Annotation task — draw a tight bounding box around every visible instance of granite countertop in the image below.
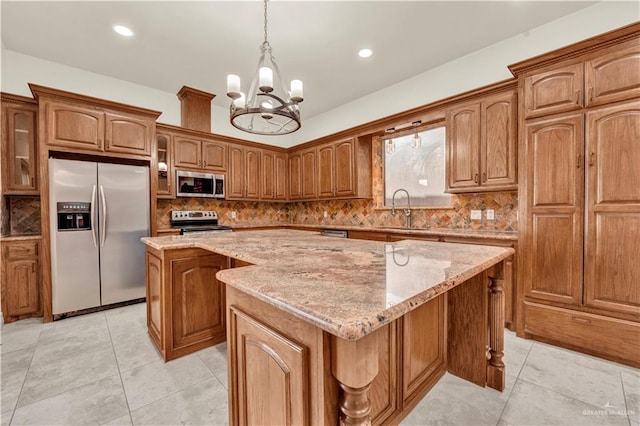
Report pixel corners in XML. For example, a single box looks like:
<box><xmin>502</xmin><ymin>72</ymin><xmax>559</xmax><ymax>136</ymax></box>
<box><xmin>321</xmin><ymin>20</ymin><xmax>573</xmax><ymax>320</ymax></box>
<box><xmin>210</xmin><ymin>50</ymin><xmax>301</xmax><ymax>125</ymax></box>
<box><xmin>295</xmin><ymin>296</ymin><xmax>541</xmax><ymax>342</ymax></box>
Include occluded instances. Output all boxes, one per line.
<box><xmin>0</xmin><ymin>234</ymin><xmax>42</xmax><ymax>242</ymax></box>
<box><xmin>158</xmin><ymin>223</ymin><xmax>517</xmax><ymax>241</ymax></box>
<box><xmin>142</xmin><ymin>229</ymin><xmax>513</xmax><ymax>340</ymax></box>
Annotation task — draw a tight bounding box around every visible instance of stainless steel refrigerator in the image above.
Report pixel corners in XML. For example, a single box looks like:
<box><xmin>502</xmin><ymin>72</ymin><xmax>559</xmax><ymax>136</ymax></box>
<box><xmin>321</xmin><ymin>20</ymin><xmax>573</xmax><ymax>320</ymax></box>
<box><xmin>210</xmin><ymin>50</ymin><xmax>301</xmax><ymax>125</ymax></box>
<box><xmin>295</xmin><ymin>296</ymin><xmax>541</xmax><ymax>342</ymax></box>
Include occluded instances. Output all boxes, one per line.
<box><xmin>49</xmin><ymin>158</ymin><xmax>150</xmax><ymax>316</ymax></box>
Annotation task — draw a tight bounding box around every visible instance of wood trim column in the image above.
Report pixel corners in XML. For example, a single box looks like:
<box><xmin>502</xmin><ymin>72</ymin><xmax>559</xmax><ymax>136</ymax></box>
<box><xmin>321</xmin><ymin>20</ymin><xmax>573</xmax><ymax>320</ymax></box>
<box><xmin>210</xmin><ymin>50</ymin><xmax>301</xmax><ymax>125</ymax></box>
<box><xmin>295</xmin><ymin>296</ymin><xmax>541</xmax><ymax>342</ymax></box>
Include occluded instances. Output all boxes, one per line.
<box><xmin>331</xmin><ymin>330</ymin><xmax>380</xmax><ymax>426</ymax></box>
<box><xmin>487</xmin><ymin>260</ymin><xmax>506</xmax><ymax>391</ymax></box>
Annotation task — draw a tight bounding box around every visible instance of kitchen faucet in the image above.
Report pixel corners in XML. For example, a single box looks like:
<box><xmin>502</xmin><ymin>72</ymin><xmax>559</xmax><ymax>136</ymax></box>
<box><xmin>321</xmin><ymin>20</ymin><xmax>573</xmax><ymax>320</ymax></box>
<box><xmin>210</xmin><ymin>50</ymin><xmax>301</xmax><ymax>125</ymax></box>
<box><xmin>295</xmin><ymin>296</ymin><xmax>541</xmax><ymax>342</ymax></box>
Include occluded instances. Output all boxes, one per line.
<box><xmin>391</xmin><ymin>188</ymin><xmax>412</xmax><ymax>229</ymax></box>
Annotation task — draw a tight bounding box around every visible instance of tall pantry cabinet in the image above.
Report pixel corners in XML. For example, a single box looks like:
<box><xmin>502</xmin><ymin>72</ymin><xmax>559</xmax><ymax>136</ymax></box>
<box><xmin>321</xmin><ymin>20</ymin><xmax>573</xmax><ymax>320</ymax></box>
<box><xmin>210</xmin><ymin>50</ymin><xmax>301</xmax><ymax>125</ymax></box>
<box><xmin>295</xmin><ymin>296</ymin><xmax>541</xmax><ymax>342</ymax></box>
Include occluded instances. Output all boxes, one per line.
<box><xmin>513</xmin><ymin>29</ymin><xmax>640</xmax><ymax>367</ymax></box>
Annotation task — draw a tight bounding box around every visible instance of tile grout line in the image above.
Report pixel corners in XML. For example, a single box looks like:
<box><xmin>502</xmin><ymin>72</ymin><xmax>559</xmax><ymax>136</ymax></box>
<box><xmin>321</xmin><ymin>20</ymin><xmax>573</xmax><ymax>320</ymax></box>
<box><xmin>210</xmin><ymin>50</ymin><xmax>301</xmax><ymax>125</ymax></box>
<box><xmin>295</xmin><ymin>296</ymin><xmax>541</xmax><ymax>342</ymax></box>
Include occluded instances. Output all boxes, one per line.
<box><xmin>619</xmin><ymin>370</ymin><xmax>632</xmax><ymax>426</ymax></box>
<box><xmin>6</xmin><ymin>323</ymin><xmax>44</xmax><ymax>425</ymax></box>
<box><xmin>103</xmin><ymin>312</ymin><xmax>136</xmax><ymax>426</ymax></box>
<box><xmin>495</xmin><ymin>340</ymin><xmax>534</xmax><ymax>425</ymax></box>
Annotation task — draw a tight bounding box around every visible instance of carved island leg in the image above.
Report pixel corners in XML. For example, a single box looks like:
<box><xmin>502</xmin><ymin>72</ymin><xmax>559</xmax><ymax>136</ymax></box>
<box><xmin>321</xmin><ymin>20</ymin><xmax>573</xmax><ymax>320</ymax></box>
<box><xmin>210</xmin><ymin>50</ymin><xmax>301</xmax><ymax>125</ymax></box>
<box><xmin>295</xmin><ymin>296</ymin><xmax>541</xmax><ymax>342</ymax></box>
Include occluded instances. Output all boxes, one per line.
<box><xmin>331</xmin><ymin>331</ymin><xmax>380</xmax><ymax>426</ymax></box>
<box><xmin>487</xmin><ymin>260</ymin><xmax>506</xmax><ymax>391</ymax></box>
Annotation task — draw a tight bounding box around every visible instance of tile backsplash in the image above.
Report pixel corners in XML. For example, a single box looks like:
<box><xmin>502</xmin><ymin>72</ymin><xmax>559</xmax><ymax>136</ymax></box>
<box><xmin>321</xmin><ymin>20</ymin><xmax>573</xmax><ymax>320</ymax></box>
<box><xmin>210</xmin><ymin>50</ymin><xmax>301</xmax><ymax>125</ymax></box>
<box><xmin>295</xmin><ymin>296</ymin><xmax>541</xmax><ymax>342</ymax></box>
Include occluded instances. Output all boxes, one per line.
<box><xmin>291</xmin><ymin>192</ymin><xmax>517</xmax><ymax>231</ymax></box>
<box><xmin>157</xmin><ymin>198</ymin><xmax>290</xmax><ymax>229</ymax></box>
<box><xmin>2</xmin><ymin>196</ymin><xmax>41</xmax><ymax>235</ymax></box>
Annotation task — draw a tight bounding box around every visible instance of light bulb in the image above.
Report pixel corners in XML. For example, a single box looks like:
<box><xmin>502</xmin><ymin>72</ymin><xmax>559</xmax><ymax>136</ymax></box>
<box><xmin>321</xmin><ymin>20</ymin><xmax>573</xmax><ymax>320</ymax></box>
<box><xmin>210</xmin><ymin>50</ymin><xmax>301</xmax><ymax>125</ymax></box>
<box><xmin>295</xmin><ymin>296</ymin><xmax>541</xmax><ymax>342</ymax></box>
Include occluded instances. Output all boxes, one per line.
<box><xmin>386</xmin><ymin>139</ymin><xmax>394</xmax><ymax>154</ymax></box>
<box><xmin>412</xmin><ymin>134</ymin><xmax>422</xmax><ymax>149</ymax></box>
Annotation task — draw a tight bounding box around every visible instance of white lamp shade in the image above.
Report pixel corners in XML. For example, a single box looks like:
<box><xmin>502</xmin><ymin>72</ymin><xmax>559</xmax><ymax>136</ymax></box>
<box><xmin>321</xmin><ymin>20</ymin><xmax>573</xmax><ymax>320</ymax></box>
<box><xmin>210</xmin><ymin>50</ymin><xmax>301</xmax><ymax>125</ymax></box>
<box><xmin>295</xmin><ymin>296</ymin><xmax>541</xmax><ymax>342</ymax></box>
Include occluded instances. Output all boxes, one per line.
<box><xmin>290</xmin><ymin>80</ymin><xmax>303</xmax><ymax>102</ymax></box>
<box><xmin>259</xmin><ymin>67</ymin><xmax>273</xmax><ymax>91</ymax></box>
<box><xmin>226</xmin><ymin>74</ymin><xmax>241</xmax><ymax>99</ymax></box>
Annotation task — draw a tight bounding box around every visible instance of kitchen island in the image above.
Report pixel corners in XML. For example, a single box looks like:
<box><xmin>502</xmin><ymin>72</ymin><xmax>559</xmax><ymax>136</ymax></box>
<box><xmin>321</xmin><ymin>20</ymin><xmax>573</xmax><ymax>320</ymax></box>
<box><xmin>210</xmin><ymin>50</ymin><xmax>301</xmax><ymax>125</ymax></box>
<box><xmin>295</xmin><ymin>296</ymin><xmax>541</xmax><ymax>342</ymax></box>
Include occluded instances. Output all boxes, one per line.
<box><xmin>142</xmin><ymin>229</ymin><xmax>513</xmax><ymax>425</ymax></box>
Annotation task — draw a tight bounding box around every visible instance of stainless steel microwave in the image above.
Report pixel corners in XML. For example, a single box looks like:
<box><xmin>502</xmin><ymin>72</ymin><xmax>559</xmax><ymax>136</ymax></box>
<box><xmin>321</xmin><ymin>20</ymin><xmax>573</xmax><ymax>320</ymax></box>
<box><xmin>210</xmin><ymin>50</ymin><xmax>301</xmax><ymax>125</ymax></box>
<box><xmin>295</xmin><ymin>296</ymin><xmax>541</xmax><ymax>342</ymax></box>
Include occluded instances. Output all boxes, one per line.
<box><xmin>175</xmin><ymin>170</ymin><xmax>225</xmax><ymax>198</ymax></box>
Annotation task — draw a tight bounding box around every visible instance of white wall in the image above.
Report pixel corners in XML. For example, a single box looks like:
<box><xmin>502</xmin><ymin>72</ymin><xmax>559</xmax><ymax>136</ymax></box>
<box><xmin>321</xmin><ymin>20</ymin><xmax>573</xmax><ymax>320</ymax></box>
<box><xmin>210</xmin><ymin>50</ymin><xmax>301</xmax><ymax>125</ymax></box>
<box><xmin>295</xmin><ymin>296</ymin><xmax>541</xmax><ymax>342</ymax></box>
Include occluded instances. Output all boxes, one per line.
<box><xmin>291</xmin><ymin>1</ymin><xmax>639</xmax><ymax>144</ymax></box>
<box><xmin>1</xmin><ymin>1</ymin><xmax>638</xmax><ymax>148</ymax></box>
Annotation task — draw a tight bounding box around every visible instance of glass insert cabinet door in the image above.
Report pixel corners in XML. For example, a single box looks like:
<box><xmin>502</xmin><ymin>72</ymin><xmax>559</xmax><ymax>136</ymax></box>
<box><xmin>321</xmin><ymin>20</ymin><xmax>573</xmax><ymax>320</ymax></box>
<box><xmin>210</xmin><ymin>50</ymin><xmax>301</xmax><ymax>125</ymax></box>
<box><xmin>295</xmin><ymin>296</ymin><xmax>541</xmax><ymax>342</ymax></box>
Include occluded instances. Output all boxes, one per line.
<box><xmin>4</xmin><ymin>107</ymin><xmax>38</xmax><ymax>193</ymax></box>
<box><xmin>155</xmin><ymin>133</ymin><xmax>173</xmax><ymax>198</ymax></box>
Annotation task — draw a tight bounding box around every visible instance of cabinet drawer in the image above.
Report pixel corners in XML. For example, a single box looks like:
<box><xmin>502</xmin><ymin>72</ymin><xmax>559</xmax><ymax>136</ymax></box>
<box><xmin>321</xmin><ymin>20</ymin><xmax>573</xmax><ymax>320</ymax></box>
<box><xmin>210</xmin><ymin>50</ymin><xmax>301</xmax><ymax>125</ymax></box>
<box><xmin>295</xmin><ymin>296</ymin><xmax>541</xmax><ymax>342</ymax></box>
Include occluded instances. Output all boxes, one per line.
<box><xmin>4</xmin><ymin>241</ymin><xmax>39</xmax><ymax>259</ymax></box>
<box><xmin>524</xmin><ymin>302</ymin><xmax>640</xmax><ymax>365</ymax></box>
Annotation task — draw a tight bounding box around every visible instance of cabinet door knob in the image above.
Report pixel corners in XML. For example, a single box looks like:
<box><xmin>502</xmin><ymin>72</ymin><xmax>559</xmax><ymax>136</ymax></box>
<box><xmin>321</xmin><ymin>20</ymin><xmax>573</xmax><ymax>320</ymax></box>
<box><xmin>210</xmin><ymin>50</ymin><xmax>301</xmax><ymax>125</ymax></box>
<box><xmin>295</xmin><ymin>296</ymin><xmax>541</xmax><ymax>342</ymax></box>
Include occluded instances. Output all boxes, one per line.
<box><xmin>575</xmin><ymin>90</ymin><xmax>581</xmax><ymax>105</ymax></box>
<box><xmin>577</xmin><ymin>154</ymin><xmax>582</xmax><ymax>168</ymax></box>
<box><xmin>31</xmin><ymin>177</ymin><xmax>35</xmax><ymax>187</ymax></box>
<box><xmin>589</xmin><ymin>152</ymin><xmax>595</xmax><ymax>166</ymax></box>
<box><xmin>482</xmin><ymin>172</ymin><xmax>487</xmax><ymax>183</ymax></box>
<box><xmin>474</xmin><ymin>173</ymin><xmax>479</xmax><ymax>184</ymax></box>
<box><xmin>203</xmin><ymin>161</ymin><xmax>207</xmax><ymax>167</ymax></box>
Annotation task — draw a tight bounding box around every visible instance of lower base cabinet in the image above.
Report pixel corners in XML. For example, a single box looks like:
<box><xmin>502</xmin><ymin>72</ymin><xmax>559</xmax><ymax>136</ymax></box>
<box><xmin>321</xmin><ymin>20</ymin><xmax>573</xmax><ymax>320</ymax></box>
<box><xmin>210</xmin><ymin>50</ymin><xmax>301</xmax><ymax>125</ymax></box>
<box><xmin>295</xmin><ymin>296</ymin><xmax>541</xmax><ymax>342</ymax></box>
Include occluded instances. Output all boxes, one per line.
<box><xmin>227</xmin><ymin>284</ymin><xmax>446</xmax><ymax>425</ymax></box>
<box><xmin>524</xmin><ymin>301</ymin><xmax>640</xmax><ymax>368</ymax></box>
<box><xmin>146</xmin><ymin>246</ymin><xmax>227</xmax><ymax>361</ymax></box>
<box><xmin>1</xmin><ymin>240</ymin><xmax>42</xmax><ymax>323</ymax></box>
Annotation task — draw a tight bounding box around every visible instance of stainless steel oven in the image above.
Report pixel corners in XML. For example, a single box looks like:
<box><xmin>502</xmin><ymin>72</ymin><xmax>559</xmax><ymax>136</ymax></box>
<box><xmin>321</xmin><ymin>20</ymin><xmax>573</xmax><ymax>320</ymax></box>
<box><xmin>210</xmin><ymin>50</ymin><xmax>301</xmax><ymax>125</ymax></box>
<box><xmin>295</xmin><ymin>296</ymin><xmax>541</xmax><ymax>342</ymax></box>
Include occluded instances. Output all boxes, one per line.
<box><xmin>175</xmin><ymin>170</ymin><xmax>225</xmax><ymax>198</ymax></box>
<box><xmin>171</xmin><ymin>210</ymin><xmax>232</xmax><ymax>235</ymax></box>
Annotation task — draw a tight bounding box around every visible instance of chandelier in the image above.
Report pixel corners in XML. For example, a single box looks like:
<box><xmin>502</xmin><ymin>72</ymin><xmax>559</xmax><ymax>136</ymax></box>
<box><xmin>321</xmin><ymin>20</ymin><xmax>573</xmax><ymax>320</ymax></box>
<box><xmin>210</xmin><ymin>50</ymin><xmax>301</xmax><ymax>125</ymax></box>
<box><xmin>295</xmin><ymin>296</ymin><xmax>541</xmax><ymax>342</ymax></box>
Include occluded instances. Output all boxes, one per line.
<box><xmin>226</xmin><ymin>0</ymin><xmax>303</xmax><ymax>135</ymax></box>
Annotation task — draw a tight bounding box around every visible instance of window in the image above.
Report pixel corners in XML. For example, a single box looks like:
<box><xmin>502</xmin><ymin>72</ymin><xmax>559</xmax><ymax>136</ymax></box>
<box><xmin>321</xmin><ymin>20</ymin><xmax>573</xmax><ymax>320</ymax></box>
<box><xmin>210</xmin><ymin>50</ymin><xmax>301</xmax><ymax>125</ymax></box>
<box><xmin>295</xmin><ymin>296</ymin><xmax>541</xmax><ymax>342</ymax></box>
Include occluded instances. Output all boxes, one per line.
<box><xmin>384</xmin><ymin>125</ymin><xmax>451</xmax><ymax>207</ymax></box>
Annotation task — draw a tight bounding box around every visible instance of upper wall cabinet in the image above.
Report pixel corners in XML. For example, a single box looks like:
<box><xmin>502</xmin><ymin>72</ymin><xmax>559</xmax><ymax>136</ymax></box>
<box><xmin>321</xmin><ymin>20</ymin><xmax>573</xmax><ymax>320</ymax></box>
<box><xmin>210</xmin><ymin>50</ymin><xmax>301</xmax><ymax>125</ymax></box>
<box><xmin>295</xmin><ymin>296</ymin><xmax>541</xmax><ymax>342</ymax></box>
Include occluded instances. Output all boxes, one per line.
<box><xmin>584</xmin><ymin>39</ymin><xmax>640</xmax><ymax>107</ymax></box>
<box><xmin>1</xmin><ymin>98</ymin><xmax>38</xmax><ymax>194</ymax></box>
<box><xmin>289</xmin><ymin>135</ymin><xmax>371</xmax><ymax>201</ymax></box>
<box><xmin>44</xmin><ymin>101</ymin><xmax>155</xmax><ymax>157</ymax></box>
<box><xmin>173</xmin><ymin>136</ymin><xmax>227</xmax><ymax>171</ymax></box>
<box><xmin>261</xmin><ymin>150</ymin><xmax>288</xmax><ymax>201</ymax></box>
<box><xmin>156</xmin><ymin>131</ymin><xmax>174</xmax><ymax>199</ymax></box>
<box><xmin>227</xmin><ymin>144</ymin><xmax>263</xmax><ymax>201</ymax></box>
<box><xmin>524</xmin><ymin>38</ymin><xmax>640</xmax><ymax>119</ymax></box>
<box><xmin>30</xmin><ymin>85</ymin><xmax>161</xmax><ymax>161</ymax></box>
<box><xmin>447</xmin><ymin>89</ymin><xmax>517</xmax><ymax>192</ymax></box>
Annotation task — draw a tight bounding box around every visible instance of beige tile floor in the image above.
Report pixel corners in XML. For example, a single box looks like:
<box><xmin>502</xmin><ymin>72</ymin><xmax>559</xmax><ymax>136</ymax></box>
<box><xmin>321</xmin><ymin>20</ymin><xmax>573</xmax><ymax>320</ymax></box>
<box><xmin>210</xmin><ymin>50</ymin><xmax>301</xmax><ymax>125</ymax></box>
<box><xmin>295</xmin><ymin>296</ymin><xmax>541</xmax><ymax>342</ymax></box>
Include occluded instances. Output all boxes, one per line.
<box><xmin>1</xmin><ymin>302</ymin><xmax>638</xmax><ymax>426</ymax></box>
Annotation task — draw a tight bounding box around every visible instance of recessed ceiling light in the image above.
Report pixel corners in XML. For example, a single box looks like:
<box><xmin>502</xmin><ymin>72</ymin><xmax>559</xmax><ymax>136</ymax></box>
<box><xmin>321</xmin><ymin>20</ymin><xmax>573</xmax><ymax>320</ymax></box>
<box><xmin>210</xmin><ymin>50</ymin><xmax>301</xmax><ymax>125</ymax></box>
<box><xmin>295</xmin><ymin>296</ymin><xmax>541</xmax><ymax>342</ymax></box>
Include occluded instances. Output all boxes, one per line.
<box><xmin>358</xmin><ymin>48</ymin><xmax>373</xmax><ymax>58</ymax></box>
<box><xmin>113</xmin><ymin>25</ymin><xmax>134</xmax><ymax>37</ymax></box>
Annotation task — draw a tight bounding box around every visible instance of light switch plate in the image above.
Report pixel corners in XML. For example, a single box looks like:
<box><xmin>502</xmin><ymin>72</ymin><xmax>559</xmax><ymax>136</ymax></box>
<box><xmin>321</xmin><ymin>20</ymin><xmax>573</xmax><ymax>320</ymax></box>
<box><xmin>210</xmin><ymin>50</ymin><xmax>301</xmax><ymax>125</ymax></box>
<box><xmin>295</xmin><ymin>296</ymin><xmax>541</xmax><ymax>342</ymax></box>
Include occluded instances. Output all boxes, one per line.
<box><xmin>470</xmin><ymin>210</ymin><xmax>481</xmax><ymax>220</ymax></box>
<box><xmin>323</xmin><ymin>211</ymin><xmax>328</xmax><ymax>218</ymax></box>
<box><xmin>231</xmin><ymin>211</ymin><xmax>237</xmax><ymax>219</ymax></box>
<box><xmin>486</xmin><ymin>209</ymin><xmax>495</xmax><ymax>220</ymax></box>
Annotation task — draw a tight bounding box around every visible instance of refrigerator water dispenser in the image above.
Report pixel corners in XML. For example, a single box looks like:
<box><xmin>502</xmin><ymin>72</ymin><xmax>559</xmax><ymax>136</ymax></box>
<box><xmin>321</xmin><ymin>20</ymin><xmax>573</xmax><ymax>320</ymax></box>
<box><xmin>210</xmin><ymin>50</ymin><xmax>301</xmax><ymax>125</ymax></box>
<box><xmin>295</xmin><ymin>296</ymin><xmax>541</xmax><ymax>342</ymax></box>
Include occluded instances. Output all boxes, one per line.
<box><xmin>57</xmin><ymin>202</ymin><xmax>91</xmax><ymax>231</ymax></box>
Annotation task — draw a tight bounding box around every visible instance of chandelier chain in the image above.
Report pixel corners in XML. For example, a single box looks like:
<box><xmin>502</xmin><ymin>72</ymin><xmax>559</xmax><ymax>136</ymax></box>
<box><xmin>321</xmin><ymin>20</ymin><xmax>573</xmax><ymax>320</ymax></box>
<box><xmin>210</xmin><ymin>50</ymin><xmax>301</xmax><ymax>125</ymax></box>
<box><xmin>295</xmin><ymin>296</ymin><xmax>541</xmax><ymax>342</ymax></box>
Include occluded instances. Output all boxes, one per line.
<box><xmin>263</xmin><ymin>0</ymin><xmax>269</xmax><ymax>47</ymax></box>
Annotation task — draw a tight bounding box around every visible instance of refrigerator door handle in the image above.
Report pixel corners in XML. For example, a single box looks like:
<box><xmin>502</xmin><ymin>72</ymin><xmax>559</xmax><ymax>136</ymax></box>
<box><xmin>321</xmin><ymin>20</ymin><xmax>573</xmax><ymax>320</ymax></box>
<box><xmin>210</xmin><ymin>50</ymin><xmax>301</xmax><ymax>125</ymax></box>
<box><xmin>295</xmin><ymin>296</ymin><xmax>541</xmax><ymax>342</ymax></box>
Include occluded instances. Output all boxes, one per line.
<box><xmin>91</xmin><ymin>185</ymin><xmax>98</xmax><ymax>247</ymax></box>
<box><xmin>100</xmin><ymin>185</ymin><xmax>107</xmax><ymax>246</ymax></box>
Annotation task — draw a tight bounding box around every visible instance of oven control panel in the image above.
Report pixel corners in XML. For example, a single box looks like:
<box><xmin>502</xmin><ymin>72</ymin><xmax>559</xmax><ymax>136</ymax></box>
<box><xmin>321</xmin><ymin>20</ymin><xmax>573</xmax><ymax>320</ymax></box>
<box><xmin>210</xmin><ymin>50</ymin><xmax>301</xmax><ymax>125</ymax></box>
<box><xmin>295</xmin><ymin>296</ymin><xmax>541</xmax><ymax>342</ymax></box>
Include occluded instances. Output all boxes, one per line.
<box><xmin>171</xmin><ymin>210</ymin><xmax>219</xmax><ymax>221</ymax></box>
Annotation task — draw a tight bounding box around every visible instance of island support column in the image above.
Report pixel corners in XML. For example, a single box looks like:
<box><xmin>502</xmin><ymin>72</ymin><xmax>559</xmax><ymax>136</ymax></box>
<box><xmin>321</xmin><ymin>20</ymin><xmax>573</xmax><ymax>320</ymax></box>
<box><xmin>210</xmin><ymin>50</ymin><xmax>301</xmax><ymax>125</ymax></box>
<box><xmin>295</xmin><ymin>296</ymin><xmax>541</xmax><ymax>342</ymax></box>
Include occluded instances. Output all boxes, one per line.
<box><xmin>331</xmin><ymin>331</ymin><xmax>380</xmax><ymax>426</ymax></box>
<box><xmin>487</xmin><ymin>261</ymin><xmax>506</xmax><ymax>391</ymax></box>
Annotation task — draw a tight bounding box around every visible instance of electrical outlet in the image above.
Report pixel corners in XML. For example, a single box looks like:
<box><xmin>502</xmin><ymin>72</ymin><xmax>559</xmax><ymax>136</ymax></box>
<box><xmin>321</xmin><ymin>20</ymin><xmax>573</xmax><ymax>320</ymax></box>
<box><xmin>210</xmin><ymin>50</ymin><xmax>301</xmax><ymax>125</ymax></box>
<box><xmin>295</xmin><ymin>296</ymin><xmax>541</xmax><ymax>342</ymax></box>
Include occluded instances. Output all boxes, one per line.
<box><xmin>470</xmin><ymin>210</ymin><xmax>482</xmax><ymax>220</ymax></box>
<box><xmin>486</xmin><ymin>209</ymin><xmax>495</xmax><ymax>220</ymax></box>
<box><xmin>231</xmin><ymin>211</ymin><xmax>237</xmax><ymax>219</ymax></box>
<box><xmin>323</xmin><ymin>211</ymin><xmax>328</xmax><ymax>218</ymax></box>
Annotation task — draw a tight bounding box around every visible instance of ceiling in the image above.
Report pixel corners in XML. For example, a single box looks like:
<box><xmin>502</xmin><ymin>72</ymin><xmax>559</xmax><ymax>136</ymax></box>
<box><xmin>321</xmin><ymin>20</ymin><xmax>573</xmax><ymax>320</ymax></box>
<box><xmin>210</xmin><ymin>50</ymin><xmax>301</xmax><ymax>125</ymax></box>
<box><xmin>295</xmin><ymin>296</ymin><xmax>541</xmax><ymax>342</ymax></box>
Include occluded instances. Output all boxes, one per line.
<box><xmin>2</xmin><ymin>1</ymin><xmax>597</xmax><ymax>120</ymax></box>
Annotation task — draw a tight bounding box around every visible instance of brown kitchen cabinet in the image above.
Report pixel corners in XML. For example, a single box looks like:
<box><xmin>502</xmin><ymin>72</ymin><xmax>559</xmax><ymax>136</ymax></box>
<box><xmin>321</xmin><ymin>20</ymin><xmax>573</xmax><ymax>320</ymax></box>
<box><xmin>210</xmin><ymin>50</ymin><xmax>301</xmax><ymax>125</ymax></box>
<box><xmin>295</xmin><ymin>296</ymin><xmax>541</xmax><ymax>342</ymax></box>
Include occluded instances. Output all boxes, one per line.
<box><xmin>286</xmin><ymin>146</ymin><xmax>316</xmax><ymax>199</ymax></box>
<box><xmin>288</xmin><ymin>151</ymin><xmax>303</xmax><ymax>200</ymax></box>
<box><xmin>301</xmin><ymin>147</ymin><xmax>317</xmax><ymax>199</ymax></box>
<box><xmin>145</xmin><ymin>246</ymin><xmax>227</xmax><ymax>361</ymax></box>
<box><xmin>523</xmin><ymin>113</ymin><xmax>585</xmax><ymax>307</ymax></box>
<box><xmin>517</xmin><ymin>32</ymin><xmax>640</xmax><ymax>368</ymax></box>
<box><xmin>318</xmin><ymin>144</ymin><xmax>335</xmax><ymax>198</ymax></box>
<box><xmin>523</xmin><ymin>38</ymin><xmax>640</xmax><ymax>118</ymax></box>
<box><xmin>318</xmin><ymin>137</ymin><xmax>370</xmax><ymax>198</ymax></box>
<box><xmin>523</xmin><ymin>62</ymin><xmax>584</xmax><ymax>118</ymax></box>
<box><xmin>155</xmin><ymin>131</ymin><xmax>174</xmax><ymax>198</ymax></box>
<box><xmin>1</xmin><ymin>97</ymin><xmax>38</xmax><ymax>194</ymax></box>
<box><xmin>447</xmin><ymin>89</ymin><xmax>517</xmax><ymax>192</ymax></box>
<box><xmin>44</xmin><ymin>100</ymin><xmax>154</xmax><ymax>156</ymax></box>
<box><xmin>173</xmin><ymin>135</ymin><xmax>227</xmax><ymax>171</ymax></box>
<box><xmin>290</xmin><ymin>135</ymin><xmax>371</xmax><ymax>201</ymax></box>
<box><xmin>228</xmin><ymin>306</ymin><xmax>308</xmax><ymax>425</ymax></box>
<box><xmin>1</xmin><ymin>240</ymin><xmax>42</xmax><ymax>323</ymax></box>
<box><xmin>261</xmin><ymin>150</ymin><xmax>288</xmax><ymax>201</ymax></box>
<box><xmin>227</xmin><ymin>144</ymin><xmax>260</xmax><ymax>200</ymax></box>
